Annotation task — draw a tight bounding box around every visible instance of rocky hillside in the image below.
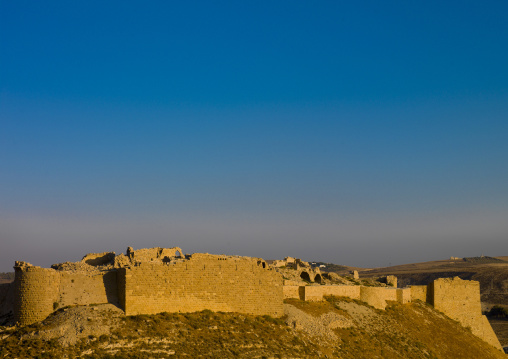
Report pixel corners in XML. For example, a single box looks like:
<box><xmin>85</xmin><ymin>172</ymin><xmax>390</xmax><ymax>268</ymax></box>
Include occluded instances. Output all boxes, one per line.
<box><xmin>0</xmin><ymin>297</ymin><xmax>505</xmax><ymax>358</ymax></box>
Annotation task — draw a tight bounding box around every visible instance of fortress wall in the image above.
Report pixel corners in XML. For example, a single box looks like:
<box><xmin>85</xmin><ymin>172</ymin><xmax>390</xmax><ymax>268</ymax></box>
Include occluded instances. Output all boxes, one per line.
<box><xmin>430</xmin><ymin>277</ymin><xmax>502</xmax><ymax>350</ymax></box>
<box><xmin>57</xmin><ymin>271</ymin><xmax>118</xmax><ymax>307</ymax></box>
<box><xmin>301</xmin><ymin>285</ymin><xmax>361</xmax><ymax>302</ymax></box>
<box><xmin>396</xmin><ymin>288</ymin><xmax>411</xmax><ymax>304</ymax></box>
<box><xmin>360</xmin><ymin>287</ymin><xmax>398</xmax><ymax>309</ymax></box>
<box><xmin>121</xmin><ymin>255</ymin><xmax>283</xmax><ymax>317</ymax></box>
<box><xmin>430</xmin><ymin>277</ymin><xmax>481</xmax><ymax>321</ymax></box>
<box><xmin>13</xmin><ymin>266</ymin><xmax>60</xmax><ymax>326</ymax></box>
<box><xmin>410</xmin><ymin>285</ymin><xmax>428</xmax><ymax>302</ymax></box>
<box><xmin>473</xmin><ymin>315</ymin><xmax>504</xmax><ymax>350</ymax></box>
<box><xmin>300</xmin><ymin>286</ymin><xmax>324</xmax><ymax>301</ymax></box>
<box><xmin>283</xmin><ymin>285</ymin><xmax>301</xmax><ymax>299</ymax></box>
<box><xmin>298</xmin><ymin>285</ymin><xmax>402</xmax><ymax>308</ymax></box>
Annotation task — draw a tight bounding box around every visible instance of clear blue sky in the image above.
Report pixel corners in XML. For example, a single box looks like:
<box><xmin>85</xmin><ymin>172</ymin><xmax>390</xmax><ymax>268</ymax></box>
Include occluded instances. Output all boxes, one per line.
<box><xmin>1</xmin><ymin>1</ymin><xmax>507</xmax><ymax>271</ymax></box>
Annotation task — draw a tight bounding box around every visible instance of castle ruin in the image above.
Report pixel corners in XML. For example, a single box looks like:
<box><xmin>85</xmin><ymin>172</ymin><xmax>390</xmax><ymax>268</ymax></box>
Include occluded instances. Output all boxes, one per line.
<box><xmin>0</xmin><ymin>247</ymin><xmax>502</xmax><ymax>351</ymax></box>
<box><xmin>7</xmin><ymin>247</ymin><xmax>282</xmax><ymax>327</ymax></box>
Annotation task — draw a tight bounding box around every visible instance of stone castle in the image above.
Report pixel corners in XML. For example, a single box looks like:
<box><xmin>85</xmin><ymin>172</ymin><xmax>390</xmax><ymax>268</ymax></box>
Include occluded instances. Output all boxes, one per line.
<box><xmin>0</xmin><ymin>246</ymin><xmax>502</xmax><ymax>351</ymax></box>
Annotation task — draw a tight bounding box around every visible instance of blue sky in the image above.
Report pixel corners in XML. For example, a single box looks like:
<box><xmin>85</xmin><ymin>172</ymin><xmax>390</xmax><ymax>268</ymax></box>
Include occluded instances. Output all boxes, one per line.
<box><xmin>1</xmin><ymin>1</ymin><xmax>507</xmax><ymax>271</ymax></box>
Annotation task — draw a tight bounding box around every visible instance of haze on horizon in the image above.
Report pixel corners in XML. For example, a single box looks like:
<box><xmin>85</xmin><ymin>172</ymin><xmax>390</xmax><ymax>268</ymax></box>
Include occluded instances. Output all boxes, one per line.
<box><xmin>1</xmin><ymin>1</ymin><xmax>507</xmax><ymax>273</ymax></box>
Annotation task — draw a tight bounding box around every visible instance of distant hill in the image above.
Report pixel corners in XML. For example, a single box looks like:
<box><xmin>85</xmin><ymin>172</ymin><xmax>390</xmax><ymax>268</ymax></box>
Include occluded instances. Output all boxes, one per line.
<box><xmin>0</xmin><ymin>273</ymin><xmax>14</xmax><ymax>284</ymax></box>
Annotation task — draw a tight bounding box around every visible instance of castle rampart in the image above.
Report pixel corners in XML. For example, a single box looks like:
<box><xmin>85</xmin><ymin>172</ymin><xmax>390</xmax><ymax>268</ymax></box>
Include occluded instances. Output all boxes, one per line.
<box><xmin>7</xmin><ymin>249</ymin><xmax>502</xmax><ymax>351</ymax></box>
<box><xmin>410</xmin><ymin>285</ymin><xmax>428</xmax><ymax>302</ymax></box>
<box><xmin>430</xmin><ymin>277</ymin><xmax>501</xmax><ymax>350</ymax></box>
<box><xmin>57</xmin><ymin>271</ymin><xmax>118</xmax><ymax>308</ymax></box>
<box><xmin>13</xmin><ymin>263</ymin><xmax>60</xmax><ymax>326</ymax></box>
<box><xmin>120</xmin><ymin>254</ymin><xmax>282</xmax><ymax>317</ymax></box>
<box><xmin>285</xmin><ymin>277</ymin><xmax>501</xmax><ymax>350</ymax></box>
<box><xmin>11</xmin><ymin>247</ymin><xmax>282</xmax><ymax>326</ymax></box>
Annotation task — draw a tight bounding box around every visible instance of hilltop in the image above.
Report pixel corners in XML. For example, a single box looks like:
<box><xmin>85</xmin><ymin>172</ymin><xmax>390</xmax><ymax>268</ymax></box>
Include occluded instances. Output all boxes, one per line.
<box><xmin>0</xmin><ymin>297</ymin><xmax>505</xmax><ymax>358</ymax></box>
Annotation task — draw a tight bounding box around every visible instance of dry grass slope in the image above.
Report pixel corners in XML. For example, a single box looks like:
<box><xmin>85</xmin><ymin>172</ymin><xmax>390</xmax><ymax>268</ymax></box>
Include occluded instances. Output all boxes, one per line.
<box><xmin>0</xmin><ymin>297</ymin><xmax>505</xmax><ymax>358</ymax></box>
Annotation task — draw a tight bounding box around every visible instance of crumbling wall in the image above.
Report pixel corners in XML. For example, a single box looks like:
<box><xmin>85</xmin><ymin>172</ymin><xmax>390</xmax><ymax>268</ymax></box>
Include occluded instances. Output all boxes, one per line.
<box><xmin>396</xmin><ymin>288</ymin><xmax>411</xmax><ymax>304</ymax></box>
<box><xmin>57</xmin><ymin>271</ymin><xmax>118</xmax><ymax>308</ymax></box>
<box><xmin>127</xmin><ymin>247</ymin><xmax>183</xmax><ymax>263</ymax></box>
<box><xmin>13</xmin><ymin>264</ymin><xmax>60</xmax><ymax>326</ymax></box>
<box><xmin>299</xmin><ymin>285</ymin><xmax>361</xmax><ymax>302</ymax></box>
<box><xmin>410</xmin><ymin>285</ymin><xmax>428</xmax><ymax>302</ymax></box>
<box><xmin>430</xmin><ymin>277</ymin><xmax>502</xmax><ymax>351</ymax></box>
<box><xmin>360</xmin><ymin>287</ymin><xmax>398</xmax><ymax>309</ymax></box>
<box><xmin>291</xmin><ymin>285</ymin><xmax>410</xmax><ymax>309</ymax></box>
<box><xmin>81</xmin><ymin>252</ymin><xmax>115</xmax><ymax>266</ymax></box>
<box><xmin>120</xmin><ymin>254</ymin><xmax>283</xmax><ymax>317</ymax></box>
<box><xmin>386</xmin><ymin>275</ymin><xmax>397</xmax><ymax>287</ymax></box>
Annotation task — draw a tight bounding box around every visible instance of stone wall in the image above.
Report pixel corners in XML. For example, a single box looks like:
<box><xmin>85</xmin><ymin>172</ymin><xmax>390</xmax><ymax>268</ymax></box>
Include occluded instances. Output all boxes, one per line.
<box><xmin>410</xmin><ymin>285</ymin><xmax>428</xmax><ymax>302</ymax></box>
<box><xmin>430</xmin><ymin>277</ymin><xmax>481</xmax><ymax>315</ymax></box>
<box><xmin>396</xmin><ymin>288</ymin><xmax>411</xmax><ymax>304</ymax></box>
<box><xmin>286</xmin><ymin>285</ymin><xmax>410</xmax><ymax>309</ymax></box>
<box><xmin>299</xmin><ymin>285</ymin><xmax>361</xmax><ymax>302</ymax></box>
<box><xmin>13</xmin><ymin>265</ymin><xmax>60</xmax><ymax>326</ymax></box>
<box><xmin>289</xmin><ymin>285</ymin><xmax>411</xmax><ymax>309</ymax></box>
<box><xmin>120</xmin><ymin>254</ymin><xmax>283</xmax><ymax>317</ymax></box>
<box><xmin>386</xmin><ymin>275</ymin><xmax>397</xmax><ymax>287</ymax></box>
<box><xmin>57</xmin><ymin>271</ymin><xmax>118</xmax><ymax>308</ymax></box>
<box><xmin>283</xmin><ymin>285</ymin><xmax>301</xmax><ymax>299</ymax></box>
<box><xmin>360</xmin><ymin>286</ymin><xmax>398</xmax><ymax>309</ymax></box>
<box><xmin>12</xmin><ymin>249</ymin><xmax>284</xmax><ymax>325</ymax></box>
<box><xmin>430</xmin><ymin>277</ymin><xmax>502</xmax><ymax>350</ymax></box>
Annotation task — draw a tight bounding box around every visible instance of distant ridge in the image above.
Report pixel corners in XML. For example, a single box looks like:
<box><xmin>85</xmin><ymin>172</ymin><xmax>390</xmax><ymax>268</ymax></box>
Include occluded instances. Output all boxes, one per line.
<box><xmin>463</xmin><ymin>256</ymin><xmax>507</xmax><ymax>264</ymax></box>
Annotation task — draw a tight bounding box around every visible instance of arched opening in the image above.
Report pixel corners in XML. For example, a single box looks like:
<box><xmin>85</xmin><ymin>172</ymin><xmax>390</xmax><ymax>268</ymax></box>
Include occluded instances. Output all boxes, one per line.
<box><xmin>175</xmin><ymin>250</ymin><xmax>181</xmax><ymax>257</ymax></box>
<box><xmin>300</xmin><ymin>271</ymin><xmax>311</xmax><ymax>282</ymax></box>
<box><xmin>314</xmin><ymin>274</ymin><xmax>322</xmax><ymax>284</ymax></box>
